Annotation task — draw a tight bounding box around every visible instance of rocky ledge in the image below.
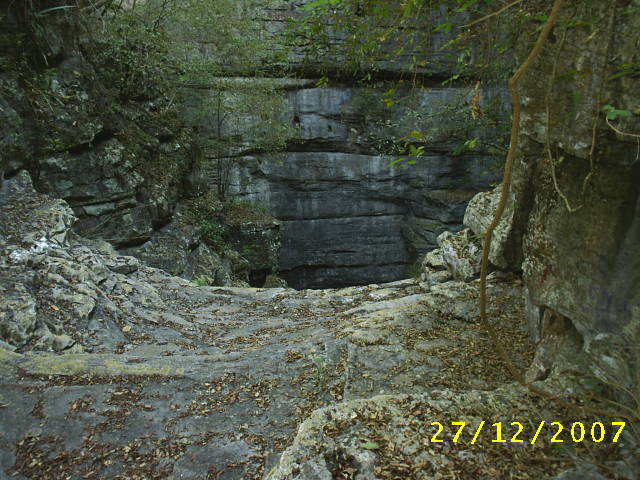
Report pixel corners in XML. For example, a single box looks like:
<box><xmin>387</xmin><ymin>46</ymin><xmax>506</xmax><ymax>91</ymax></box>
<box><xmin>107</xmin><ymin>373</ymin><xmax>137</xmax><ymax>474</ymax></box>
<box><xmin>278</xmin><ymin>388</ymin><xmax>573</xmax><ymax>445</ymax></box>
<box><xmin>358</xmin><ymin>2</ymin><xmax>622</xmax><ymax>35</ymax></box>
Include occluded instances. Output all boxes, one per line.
<box><xmin>0</xmin><ymin>172</ymin><xmax>634</xmax><ymax>479</ymax></box>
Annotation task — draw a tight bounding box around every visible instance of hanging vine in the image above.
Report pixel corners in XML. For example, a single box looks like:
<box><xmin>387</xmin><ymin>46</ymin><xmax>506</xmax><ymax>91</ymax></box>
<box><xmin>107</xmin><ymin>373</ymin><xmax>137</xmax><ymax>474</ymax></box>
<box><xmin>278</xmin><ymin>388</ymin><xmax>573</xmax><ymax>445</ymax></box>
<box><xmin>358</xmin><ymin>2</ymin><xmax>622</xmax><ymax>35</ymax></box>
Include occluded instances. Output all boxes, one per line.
<box><xmin>477</xmin><ymin>0</ymin><xmax>637</xmax><ymax>423</ymax></box>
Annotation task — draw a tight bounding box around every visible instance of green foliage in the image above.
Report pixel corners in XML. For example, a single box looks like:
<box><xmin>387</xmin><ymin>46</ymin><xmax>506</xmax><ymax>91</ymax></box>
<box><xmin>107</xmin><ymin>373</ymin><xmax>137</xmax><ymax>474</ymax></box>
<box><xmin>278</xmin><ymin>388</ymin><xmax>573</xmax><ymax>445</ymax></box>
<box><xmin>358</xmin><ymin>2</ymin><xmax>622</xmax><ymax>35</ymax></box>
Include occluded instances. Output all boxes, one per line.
<box><xmin>289</xmin><ymin>0</ymin><xmax>518</xmax><ymax>83</ymax></box>
<box><xmin>382</xmin><ymin>85</ymin><xmax>509</xmax><ymax>168</ymax></box>
<box><xmin>315</xmin><ymin>76</ymin><xmax>330</xmax><ymax>88</ymax></box>
<box><xmin>186</xmin><ymin>78</ymin><xmax>293</xmax><ymax>155</ymax></box>
<box><xmin>69</xmin><ymin>0</ymin><xmax>293</xmax><ymax>198</ymax></box>
<box><xmin>200</xmin><ymin>220</ymin><xmax>227</xmax><ymax>249</ymax></box>
<box><xmin>231</xmin><ymin>199</ymin><xmax>270</xmax><ymax>216</ymax></box>
<box><xmin>183</xmin><ymin>77</ymin><xmax>294</xmax><ymax>199</ymax></box>
<box><xmin>304</xmin><ymin>0</ymin><xmax>341</xmax><ymax>9</ymax></box>
<box><xmin>83</xmin><ymin>17</ymin><xmax>173</xmax><ymax>102</ymax></box>
<box><xmin>75</xmin><ymin>0</ymin><xmax>292</xmax><ymax>128</ymax></box>
<box><xmin>81</xmin><ymin>0</ymin><xmax>284</xmax><ymax>89</ymax></box>
<box><xmin>608</xmin><ymin>63</ymin><xmax>640</xmax><ymax>81</ymax></box>
<box><xmin>190</xmin><ymin>192</ymin><xmax>228</xmax><ymax>249</ymax></box>
<box><xmin>193</xmin><ymin>275</ymin><xmax>212</xmax><ymax>287</ymax></box>
<box><xmin>169</xmin><ymin>0</ymin><xmax>286</xmax><ymax>78</ymax></box>
<box><xmin>382</xmin><ymin>88</ymin><xmax>397</xmax><ymax>108</ymax></box>
<box><xmin>288</xmin><ymin>0</ymin><xmax>513</xmax><ymax>174</ymax></box>
<box><xmin>240</xmin><ymin>244</ymin><xmax>260</xmax><ymax>257</ymax></box>
<box><xmin>603</xmin><ymin>105</ymin><xmax>633</xmax><ymax>121</ymax></box>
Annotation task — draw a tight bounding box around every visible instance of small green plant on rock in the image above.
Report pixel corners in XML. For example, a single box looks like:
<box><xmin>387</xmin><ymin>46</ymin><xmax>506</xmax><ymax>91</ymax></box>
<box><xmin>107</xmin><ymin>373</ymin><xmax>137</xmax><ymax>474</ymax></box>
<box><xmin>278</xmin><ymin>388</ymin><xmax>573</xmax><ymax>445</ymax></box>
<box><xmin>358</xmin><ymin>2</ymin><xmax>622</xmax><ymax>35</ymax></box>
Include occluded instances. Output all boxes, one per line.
<box><xmin>199</xmin><ymin>220</ymin><xmax>227</xmax><ymax>249</ymax></box>
<box><xmin>193</xmin><ymin>275</ymin><xmax>211</xmax><ymax>287</ymax></box>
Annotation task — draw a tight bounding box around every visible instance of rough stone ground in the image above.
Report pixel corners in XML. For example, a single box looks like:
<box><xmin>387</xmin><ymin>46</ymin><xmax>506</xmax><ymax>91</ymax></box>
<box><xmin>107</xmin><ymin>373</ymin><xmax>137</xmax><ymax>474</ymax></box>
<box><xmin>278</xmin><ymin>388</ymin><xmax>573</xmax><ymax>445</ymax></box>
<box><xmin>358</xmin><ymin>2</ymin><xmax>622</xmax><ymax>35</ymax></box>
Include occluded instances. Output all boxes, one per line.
<box><xmin>0</xmin><ymin>278</ymin><xmax>407</xmax><ymax>479</ymax></box>
<box><xmin>0</xmin><ymin>273</ymin><xmax>533</xmax><ymax>480</ymax></box>
<box><xmin>0</xmin><ymin>173</ymin><xmax>632</xmax><ymax>479</ymax></box>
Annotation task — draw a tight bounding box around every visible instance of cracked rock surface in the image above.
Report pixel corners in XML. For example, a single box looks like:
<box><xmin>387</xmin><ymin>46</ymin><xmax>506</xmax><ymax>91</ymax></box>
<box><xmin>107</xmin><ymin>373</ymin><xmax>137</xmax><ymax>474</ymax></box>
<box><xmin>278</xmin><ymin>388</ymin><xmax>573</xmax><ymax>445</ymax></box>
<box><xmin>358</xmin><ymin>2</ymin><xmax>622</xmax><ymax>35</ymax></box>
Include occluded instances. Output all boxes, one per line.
<box><xmin>0</xmin><ymin>172</ymin><xmax>508</xmax><ymax>479</ymax></box>
<box><xmin>1</xmin><ymin>172</ymin><xmax>628</xmax><ymax>479</ymax></box>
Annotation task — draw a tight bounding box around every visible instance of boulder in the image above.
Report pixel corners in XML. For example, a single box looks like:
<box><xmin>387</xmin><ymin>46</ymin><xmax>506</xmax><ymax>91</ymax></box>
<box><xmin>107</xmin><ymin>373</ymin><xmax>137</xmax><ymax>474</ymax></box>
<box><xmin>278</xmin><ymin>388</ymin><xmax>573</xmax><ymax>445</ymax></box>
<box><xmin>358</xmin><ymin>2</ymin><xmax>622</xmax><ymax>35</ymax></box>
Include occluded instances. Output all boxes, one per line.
<box><xmin>183</xmin><ymin>244</ymin><xmax>234</xmax><ymax>286</ymax></box>
<box><xmin>263</xmin><ymin>274</ymin><xmax>289</xmax><ymax>288</ymax></box>
<box><xmin>2</xmin><ymin>171</ymin><xmax>77</xmax><ymax>246</ymax></box>
<box><xmin>423</xmin><ymin>248</ymin><xmax>447</xmax><ymax>270</ymax></box>
<box><xmin>436</xmin><ymin>229</ymin><xmax>481</xmax><ymax>282</ymax></box>
<box><xmin>122</xmin><ymin>204</ymin><xmax>248</xmax><ymax>287</ymax></box>
<box><xmin>419</xmin><ymin>248</ymin><xmax>453</xmax><ymax>284</ymax></box>
<box><xmin>463</xmin><ymin>184</ymin><xmax>517</xmax><ymax>270</ymax></box>
<box><xmin>0</xmin><ymin>285</ymin><xmax>38</xmax><ymax>348</ymax></box>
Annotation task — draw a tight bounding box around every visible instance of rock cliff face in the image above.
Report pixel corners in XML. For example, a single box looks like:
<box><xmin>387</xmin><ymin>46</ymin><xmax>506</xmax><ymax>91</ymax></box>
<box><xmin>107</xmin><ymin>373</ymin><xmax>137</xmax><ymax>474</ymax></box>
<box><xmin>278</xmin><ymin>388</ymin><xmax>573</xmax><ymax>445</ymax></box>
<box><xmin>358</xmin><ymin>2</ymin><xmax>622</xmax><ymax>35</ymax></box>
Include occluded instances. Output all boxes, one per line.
<box><xmin>229</xmin><ymin>149</ymin><xmax>497</xmax><ymax>288</ymax></box>
<box><xmin>0</xmin><ymin>8</ymin><xmax>191</xmax><ymax>249</ymax></box>
<box><xmin>0</xmin><ymin>5</ymin><xmax>278</xmax><ymax>286</ymax></box>
<box><xmin>501</xmin><ymin>1</ymin><xmax>640</xmax><ymax>391</ymax></box>
<box><xmin>174</xmin><ymin>0</ymin><xmax>511</xmax><ymax>289</ymax></box>
<box><xmin>1</xmin><ymin>3</ymin><xmax>509</xmax><ymax>289</ymax></box>
<box><xmin>212</xmin><ymin>81</ymin><xmax>508</xmax><ymax>289</ymax></box>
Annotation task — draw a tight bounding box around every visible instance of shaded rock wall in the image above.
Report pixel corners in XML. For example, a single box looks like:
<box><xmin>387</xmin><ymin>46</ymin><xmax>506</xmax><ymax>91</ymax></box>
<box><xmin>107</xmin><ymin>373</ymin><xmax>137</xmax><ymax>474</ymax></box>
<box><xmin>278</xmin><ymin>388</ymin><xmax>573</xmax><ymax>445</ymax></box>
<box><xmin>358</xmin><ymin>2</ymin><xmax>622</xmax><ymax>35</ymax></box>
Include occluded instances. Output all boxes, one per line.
<box><xmin>0</xmin><ymin>4</ymin><xmax>265</xmax><ymax>286</ymax></box>
<box><xmin>228</xmin><ymin>151</ymin><xmax>498</xmax><ymax>288</ymax></box>
<box><xmin>183</xmin><ymin>1</ymin><xmax>512</xmax><ymax>288</ymax></box>
<box><xmin>0</xmin><ymin>6</ymin><xmax>192</xmax><ymax>248</ymax></box>
<box><xmin>504</xmin><ymin>1</ymin><xmax>640</xmax><ymax>389</ymax></box>
<box><xmin>211</xmin><ymin>83</ymin><xmax>507</xmax><ymax>288</ymax></box>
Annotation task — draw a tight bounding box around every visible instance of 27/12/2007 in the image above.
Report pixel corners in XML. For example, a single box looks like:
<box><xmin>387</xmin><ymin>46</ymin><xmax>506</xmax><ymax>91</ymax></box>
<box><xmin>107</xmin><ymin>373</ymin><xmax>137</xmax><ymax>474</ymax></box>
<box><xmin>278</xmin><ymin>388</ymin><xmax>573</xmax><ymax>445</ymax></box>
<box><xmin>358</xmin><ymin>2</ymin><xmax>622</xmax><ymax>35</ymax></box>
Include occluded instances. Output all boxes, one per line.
<box><xmin>426</xmin><ymin>421</ymin><xmax>627</xmax><ymax>445</ymax></box>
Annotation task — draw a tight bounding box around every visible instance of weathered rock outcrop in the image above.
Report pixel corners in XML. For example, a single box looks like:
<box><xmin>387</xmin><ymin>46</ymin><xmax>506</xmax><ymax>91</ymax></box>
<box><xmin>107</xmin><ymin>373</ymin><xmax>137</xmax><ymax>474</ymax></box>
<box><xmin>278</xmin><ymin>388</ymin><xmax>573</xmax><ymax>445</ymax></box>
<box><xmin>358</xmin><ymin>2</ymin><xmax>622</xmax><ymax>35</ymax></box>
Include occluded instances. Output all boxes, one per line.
<box><xmin>264</xmin><ymin>3</ymin><xmax>640</xmax><ymax>469</ymax></box>
<box><xmin>266</xmin><ymin>0</ymin><xmax>484</xmax><ymax>79</ymax></box>
<box><xmin>0</xmin><ymin>7</ymin><xmax>281</xmax><ymax>288</ymax></box>
<box><xmin>228</xmin><ymin>150</ymin><xmax>498</xmax><ymax>288</ymax></box>
<box><xmin>436</xmin><ymin>228</ymin><xmax>481</xmax><ymax>282</ymax></box>
<box><xmin>463</xmin><ymin>184</ymin><xmax>519</xmax><ymax>270</ymax></box>
<box><xmin>1</xmin><ymin>2</ymin><xmax>511</xmax><ymax>290</ymax></box>
<box><xmin>121</xmin><ymin>210</ymin><xmax>248</xmax><ymax>288</ymax></box>
<box><xmin>497</xmin><ymin>2</ymin><xmax>640</xmax><ymax>391</ymax></box>
<box><xmin>0</xmin><ymin>166</ymin><xmax>551</xmax><ymax>479</ymax></box>
<box><xmin>419</xmin><ymin>248</ymin><xmax>452</xmax><ymax>285</ymax></box>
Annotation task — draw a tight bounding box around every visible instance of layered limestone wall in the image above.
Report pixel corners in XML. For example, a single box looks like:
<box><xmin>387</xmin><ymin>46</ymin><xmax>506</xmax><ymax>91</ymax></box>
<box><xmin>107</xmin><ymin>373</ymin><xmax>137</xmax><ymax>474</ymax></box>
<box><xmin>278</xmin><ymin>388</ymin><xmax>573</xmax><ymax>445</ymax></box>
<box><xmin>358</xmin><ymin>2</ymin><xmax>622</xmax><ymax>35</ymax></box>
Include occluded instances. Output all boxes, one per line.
<box><xmin>196</xmin><ymin>57</ymin><xmax>509</xmax><ymax>289</ymax></box>
<box><xmin>228</xmin><ymin>149</ymin><xmax>498</xmax><ymax>288</ymax></box>
<box><xmin>498</xmin><ymin>1</ymin><xmax>640</xmax><ymax>389</ymax></box>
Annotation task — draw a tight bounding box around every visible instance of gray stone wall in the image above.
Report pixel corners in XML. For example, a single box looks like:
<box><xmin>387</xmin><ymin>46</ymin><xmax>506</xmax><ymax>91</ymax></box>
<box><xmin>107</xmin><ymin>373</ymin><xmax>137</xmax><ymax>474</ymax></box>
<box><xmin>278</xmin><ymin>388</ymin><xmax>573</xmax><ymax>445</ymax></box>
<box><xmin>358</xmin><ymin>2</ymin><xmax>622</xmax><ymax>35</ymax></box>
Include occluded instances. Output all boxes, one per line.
<box><xmin>505</xmin><ymin>0</ymin><xmax>640</xmax><ymax>389</ymax></box>
<box><xmin>216</xmin><ymin>81</ymin><xmax>506</xmax><ymax>288</ymax></box>
<box><xmin>182</xmin><ymin>42</ymin><xmax>511</xmax><ymax>289</ymax></box>
<box><xmin>182</xmin><ymin>1</ymin><xmax>512</xmax><ymax>288</ymax></box>
<box><xmin>227</xmin><ymin>150</ymin><xmax>498</xmax><ymax>288</ymax></box>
